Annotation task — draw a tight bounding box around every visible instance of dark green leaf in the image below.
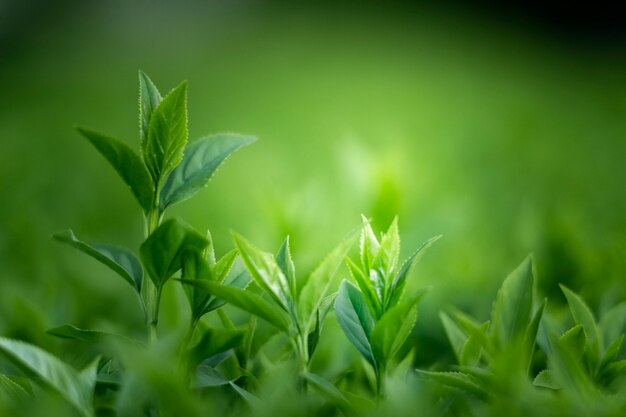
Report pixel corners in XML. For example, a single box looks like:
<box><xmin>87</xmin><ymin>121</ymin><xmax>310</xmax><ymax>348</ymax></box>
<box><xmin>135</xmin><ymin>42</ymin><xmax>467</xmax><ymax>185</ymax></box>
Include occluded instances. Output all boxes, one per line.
<box><xmin>334</xmin><ymin>280</ymin><xmax>376</xmax><ymax>366</ymax></box>
<box><xmin>143</xmin><ymin>81</ymin><xmax>188</xmax><ymax>183</ymax></box>
<box><xmin>75</xmin><ymin>126</ymin><xmax>153</xmax><ymax>212</ymax></box>
<box><xmin>0</xmin><ymin>337</ymin><xmax>98</xmax><ymax>417</ymax></box>
<box><xmin>203</xmin><ymin>266</ymin><xmax>253</xmax><ymax>313</ymax></box>
<box><xmin>53</xmin><ymin>229</ymin><xmax>142</xmax><ymax>291</ymax></box>
<box><xmin>160</xmin><ymin>133</ymin><xmax>256</xmax><ymax>208</ymax></box>
<box><xmin>523</xmin><ymin>298</ymin><xmax>546</xmax><ymax>372</ymax></box>
<box><xmin>0</xmin><ymin>374</ymin><xmax>30</xmax><ymax>403</ymax></box>
<box><xmin>140</xmin><ymin>218</ymin><xmax>209</xmax><ymax>289</ymax></box>
<box><xmin>189</xmin><ymin>327</ymin><xmax>246</xmax><ymax>369</ymax></box>
<box><xmin>194</xmin><ymin>365</ymin><xmax>233</xmax><ymax>388</ymax></box>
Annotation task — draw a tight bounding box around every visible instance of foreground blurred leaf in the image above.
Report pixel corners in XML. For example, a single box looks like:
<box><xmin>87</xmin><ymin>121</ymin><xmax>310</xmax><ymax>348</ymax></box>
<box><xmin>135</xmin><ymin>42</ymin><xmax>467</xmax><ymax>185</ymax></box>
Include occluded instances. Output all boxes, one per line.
<box><xmin>47</xmin><ymin>324</ymin><xmax>143</xmax><ymax>346</ymax></box>
<box><xmin>0</xmin><ymin>338</ymin><xmax>97</xmax><ymax>417</ymax></box>
<box><xmin>561</xmin><ymin>285</ymin><xmax>603</xmax><ymax>364</ymax></box>
<box><xmin>0</xmin><ymin>374</ymin><xmax>30</xmax><ymax>403</ymax></box>
<box><xmin>75</xmin><ymin>126</ymin><xmax>153</xmax><ymax>212</ymax></box>
<box><xmin>140</xmin><ymin>218</ymin><xmax>209</xmax><ymax>289</ymax></box>
<box><xmin>160</xmin><ymin>134</ymin><xmax>256</xmax><ymax>208</ymax></box>
<box><xmin>303</xmin><ymin>372</ymin><xmax>352</xmax><ymax>411</ymax></box>
<box><xmin>189</xmin><ymin>326</ymin><xmax>246</xmax><ymax>369</ymax></box>
<box><xmin>335</xmin><ymin>280</ymin><xmax>375</xmax><ymax>366</ymax></box>
<box><xmin>418</xmin><ymin>370</ymin><xmax>489</xmax><ymax>400</ymax></box>
<box><xmin>53</xmin><ymin>229</ymin><xmax>143</xmax><ymax>292</ymax></box>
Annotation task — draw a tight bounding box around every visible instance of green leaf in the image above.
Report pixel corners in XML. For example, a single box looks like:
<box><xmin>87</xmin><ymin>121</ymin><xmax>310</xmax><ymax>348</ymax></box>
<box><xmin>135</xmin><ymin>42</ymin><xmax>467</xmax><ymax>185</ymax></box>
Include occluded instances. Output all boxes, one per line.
<box><xmin>194</xmin><ymin>365</ymin><xmax>233</xmax><ymax>387</ymax></box>
<box><xmin>546</xmin><ymin>330</ymin><xmax>595</xmax><ymax>395</ymax></box>
<box><xmin>0</xmin><ymin>337</ymin><xmax>97</xmax><ymax>417</ymax></box>
<box><xmin>143</xmin><ymin>80</ymin><xmax>188</xmax><ymax>183</ymax></box>
<box><xmin>189</xmin><ymin>327</ymin><xmax>246</xmax><ymax>369</ymax></box>
<box><xmin>76</xmin><ymin>126</ymin><xmax>153</xmax><ymax>213</ymax></box>
<box><xmin>307</xmin><ymin>293</ymin><xmax>337</xmax><ymax>359</ymax></box>
<box><xmin>417</xmin><ymin>370</ymin><xmax>489</xmax><ymax>400</ymax></box>
<box><xmin>160</xmin><ymin>133</ymin><xmax>256</xmax><ymax>208</ymax></box>
<box><xmin>298</xmin><ymin>229</ymin><xmax>359</xmax><ymax>331</ymax></box>
<box><xmin>0</xmin><ymin>374</ymin><xmax>30</xmax><ymax>403</ymax></box>
<box><xmin>181</xmin><ymin>249</ymin><xmax>214</xmax><ymax>319</ymax></box>
<box><xmin>53</xmin><ymin>229</ymin><xmax>142</xmax><ymax>292</ymax></box>
<box><xmin>346</xmin><ymin>257</ymin><xmax>382</xmax><ymax>318</ymax></box>
<box><xmin>533</xmin><ymin>370</ymin><xmax>559</xmax><ymax>389</ymax></box>
<box><xmin>276</xmin><ymin>236</ymin><xmax>297</xmax><ymax>300</ymax></box>
<box><xmin>203</xmin><ymin>267</ymin><xmax>253</xmax><ymax>313</ymax></box>
<box><xmin>440</xmin><ymin>311</ymin><xmax>467</xmax><ymax>363</ymax></box>
<box><xmin>140</xmin><ymin>218</ymin><xmax>209</xmax><ymax>289</ymax></box>
<box><xmin>372</xmin><ymin>217</ymin><xmax>400</xmax><ymax>278</ymax></box>
<box><xmin>303</xmin><ymin>372</ymin><xmax>352</xmax><ymax>411</ymax></box>
<box><xmin>460</xmin><ymin>321</ymin><xmax>489</xmax><ymax>367</ymax></box>
<box><xmin>138</xmin><ymin>70</ymin><xmax>162</xmax><ymax>149</ymax></box>
<box><xmin>560</xmin><ymin>284</ymin><xmax>603</xmax><ymax>364</ymax></box>
<box><xmin>180</xmin><ymin>279</ymin><xmax>291</xmax><ymax>333</ymax></box>
<box><xmin>232</xmin><ymin>232</ymin><xmax>292</xmax><ymax>312</ymax></box>
<box><xmin>523</xmin><ymin>298</ymin><xmax>546</xmax><ymax>372</ymax></box>
<box><xmin>560</xmin><ymin>325</ymin><xmax>586</xmax><ymax>361</ymax></box>
<box><xmin>599</xmin><ymin>335</ymin><xmax>624</xmax><ymax>373</ymax></box>
<box><xmin>334</xmin><ymin>280</ymin><xmax>376</xmax><ymax>366</ymax></box>
<box><xmin>386</xmin><ymin>234</ymin><xmax>442</xmax><ymax>309</ymax></box>
<box><xmin>359</xmin><ymin>215</ymin><xmax>380</xmax><ymax>273</ymax></box>
<box><xmin>491</xmin><ymin>255</ymin><xmax>534</xmax><ymax>347</ymax></box>
<box><xmin>599</xmin><ymin>302</ymin><xmax>626</xmax><ymax>347</ymax></box>
<box><xmin>214</xmin><ymin>249</ymin><xmax>238</xmax><ymax>282</ymax></box>
<box><xmin>47</xmin><ymin>324</ymin><xmax>142</xmax><ymax>346</ymax></box>
<box><xmin>371</xmin><ymin>289</ymin><xmax>427</xmax><ymax>365</ymax></box>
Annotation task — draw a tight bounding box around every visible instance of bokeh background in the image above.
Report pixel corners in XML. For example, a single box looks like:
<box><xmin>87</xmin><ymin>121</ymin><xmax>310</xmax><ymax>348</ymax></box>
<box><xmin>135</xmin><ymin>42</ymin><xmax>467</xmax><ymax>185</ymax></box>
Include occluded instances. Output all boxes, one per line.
<box><xmin>1</xmin><ymin>0</ymin><xmax>626</xmax><ymax>365</ymax></box>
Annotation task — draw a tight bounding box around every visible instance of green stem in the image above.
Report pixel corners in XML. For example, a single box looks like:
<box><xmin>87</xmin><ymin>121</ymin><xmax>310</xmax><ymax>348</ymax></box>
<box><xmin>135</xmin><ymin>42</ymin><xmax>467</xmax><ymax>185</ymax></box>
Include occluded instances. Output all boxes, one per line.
<box><xmin>142</xmin><ymin>182</ymin><xmax>162</xmax><ymax>343</ymax></box>
<box><xmin>375</xmin><ymin>364</ymin><xmax>387</xmax><ymax>402</ymax></box>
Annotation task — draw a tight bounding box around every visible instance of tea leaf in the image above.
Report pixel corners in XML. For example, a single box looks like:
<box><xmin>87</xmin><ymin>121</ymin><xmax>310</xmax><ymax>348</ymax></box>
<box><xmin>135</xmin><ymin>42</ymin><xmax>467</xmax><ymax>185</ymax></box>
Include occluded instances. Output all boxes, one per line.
<box><xmin>372</xmin><ymin>217</ymin><xmax>400</xmax><ymax>278</ymax></box>
<box><xmin>194</xmin><ymin>365</ymin><xmax>233</xmax><ymax>387</ymax></box>
<box><xmin>523</xmin><ymin>298</ymin><xmax>546</xmax><ymax>372</ymax></box>
<box><xmin>386</xmin><ymin>234</ymin><xmax>441</xmax><ymax>309</ymax></box>
<box><xmin>335</xmin><ymin>280</ymin><xmax>376</xmax><ymax>366</ymax></box>
<box><xmin>180</xmin><ymin>279</ymin><xmax>291</xmax><ymax>333</ymax></box>
<box><xmin>346</xmin><ymin>257</ymin><xmax>382</xmax><ymax>318</ymax></box>
<box><xmin>276</xmin><ymin>236</ymin><xmax>296</xmax><ymax>300</ymax></box>
<box><xmin>144</xmin><ymin>81</ymin><xmax>188</xmax><ymax>183</ymax></box>
<box><xmin>561</xmin><ymin>285</ymin><xmax>603</xmax><ymax>364</ymax></box>
<box><xmin>46</xmin><ymin>324</ymin><xmax>142</xmax><ymax>346</ymax></box>
<box><xmin>203</xmin><ymin>267</ymin><xmax>253</xmax><ymax>313</ymax></box>
<box><xmin>299</xmin><ymin>230</ymin><xmax>358</xmax><ymax>330</ymax></box>
<box><xmin>599</xmin><ymin>302</ymin><xmax>626</xmax><ymax>347</ymax></box>
<box><xmin>303</xmin><ymin>372</ymin><xmax>352</xmax><ymax>411</ymax></box>
<box><xmin>0</xmin><ymin>337</ymin><xmax>97</xmax><ymax>417</ymax></box>
<box><xmin>53</xmin><ymin>229</ymin><xmax>142</xmax><ymax>291</ymax></box>
<box><xmin>417</xmin><ymin>370</ymin><xmax>489</xmax><ymax>400</ymax></box>
<box><xmin>76</xmin><ymin>126</ymin><xmax>153</xmax><ymax>212</ymax></box>
<box><xmin>533</xmin><ymin>370</ymin><xmax>559</xmax><ymax>389</ymax></box>
<box><xmin>371</xmin><ymin>289</ymin><xmax>427</xmax><ymax>365</ymax></box>
<box><xmin>0</xmin><ymin>374</ymin><xmax>30</xmax><ymax>403</ymax></box>
<box><xmin>138</xmin><ymin>70</ymin><xmax>162</xmax><ymax>149</ymax></box>
<box><xmin>491</xmin><ymin>255</ymin><xmax>534</xmax><ymax>348</ymax></box>
<box><xmin>189</xmin><ymin>327</ymin><xmax>246</xmax><ymax>369</ymax></box>
<box><xmin>140</xmin><ymin>218</ymin><xmax>209</xmax><ymax>289</ymax></box>
<box><xmin>440</xmin><ymin>311</ymin><xmax>467</xmax><ymax>363</ymax></box>
<box><xmin>160</xmin><ymin>134</ymin><xmax>256</xmax><ymax>208</ymax></box>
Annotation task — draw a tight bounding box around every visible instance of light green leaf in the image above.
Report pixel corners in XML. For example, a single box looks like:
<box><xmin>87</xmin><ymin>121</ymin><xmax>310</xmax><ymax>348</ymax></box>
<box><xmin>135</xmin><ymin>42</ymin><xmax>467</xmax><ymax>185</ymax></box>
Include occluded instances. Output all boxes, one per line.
<box><xmin>203</xmin><ymin>267</ymin><xmax>253</xmax><ymax>313</ymax></box>
<box><xmin>303</xmin><ymin>372</ymin><xmax>352</xmax><ymax>411</ymax></box>
<box><xmin>213</xmin><ymin>249</ymin><xmax>238</xmax><ymax>282</ymax></box>
<box><xmin>371</xmin><ymin>289</ymin><xmax>427</xmax><ymax>365</ymax></box>
<box><xmin>194</xmin><ymin>365</ymin><xmax>233</xmax><ymax>387</ymax></box>
<box><xmin>599</xmin><ymin>302</ymin><xmax>626</xmax><ymax>347</ymax></box>
<box><xmin>334</xmin><ymin>280</ymin><xmax>376</xmax><ymax>366</ymax></box>
<box><xmin>76</xmin><ymin>126</ymin><xmax>153</xmax><ymax>213</ymax></box>
<box><xmin>372</xmin><ymin>217</ymin><xmax>400</xmax><ymax>278</ymax></box>
<box><xmin>160</xmin><ymin>133</ymin><xmax>256</xmax><ymax>208</ymax></box>
<box><xmin>0</xmin><ymin>374</ymin><xmax>30</xmax><ymax>403</ymax></box>
<box><xmin>140</xmin><ymin>218</ymin><xmax>209</xmax><ymax>289</ymax></box>
<box><xmin>560</xmin><ymin>284</ymin><xmax>603</xmax><ymax>364</ymax></box>
<box><xmin>276</xmin><ymin>236</ymin><xmax>297</xmax><ymax>301</ymax></box>
<box><xmin>599</xmin><ymin>335</ymin><xmax>624</xmax><ymax>373</ymax></box>
<box><xmin>491</xmin><ymin>255</ymin><xmax>534</xmax><ymax>347</ymax></box>
<box><xmin>346</xmin><ymin>257</ymin><xmax>382</xmax><ymax>318</ymax></box>
<box><xmin>0</xmin><ymin>337</ymin><xmax>97</xmax><ymax>417</ymax></box>
<box><xmin>359</xmin><ymin>215</ymin><xmax>380</xmax><ymax>273</ymax></box>
<box><xmin>232</xmin><ymin>232</ymin><xmax>292</xmax><ymax>312</ymax></box>
<box><xmin>47</xmin><ymin>324</ymin><xmax>142</xmax><ymax>346</ymax></box>
<box><xmin>180</xmin><ymin>279</ymin><xmax>291</xmax><ymax>333</ymax></box>
<box><xmin>181</xmin><ymin>249</ymin><xmax>214</xmax><ymax>319</ymax></box>
<box><xmin>138</xmin><ymin>70</ymin><xmax>162</xmax><ymax>149</ymax></box>
<box><xmin>547</xmin><ymin>330</ymin><xmax>595</xmax><ymax>395</ymax></box>
<box><xmin>53</xmin><ymin>229</ymin><xmax>142</xmax><ymax>291</ymax></box>
<box><xmin>386</xmin><ymin>234</ymin><xmax>442</xmax><ymax>309</ymax></box>
<box><xmin>533</xmin><ymin>370</ymin><xmax>559</xmax><ymax>389</ymax></box>
<box><xmin>143</xmin><ymin>81</ymin><xmax>188</xmax><ymax>183</ymax></box>
<box><xmin>298</xmin><ymin>230</ymin><xmax>359</xmax><ymax>331</ymax></box>
<box><xmin>440</xmin><ymin>311</ymin><xmax>467</xmax><ymax>363</ymax></box>
<box><xmin>460</xmin><ymin>321</ymin><xmax>489</xmax><ymax>367</ymax></box>
<box><xmin>523</xmin><ymin>298</ymin><xmax>546</xmax><ymax>372</ymax></box>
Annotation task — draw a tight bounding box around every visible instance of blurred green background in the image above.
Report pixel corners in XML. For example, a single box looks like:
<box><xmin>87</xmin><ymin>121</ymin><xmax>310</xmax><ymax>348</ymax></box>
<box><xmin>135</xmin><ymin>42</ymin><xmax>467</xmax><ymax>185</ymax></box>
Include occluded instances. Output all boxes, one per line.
<box><xmin>1</xmin><ymin>1</ymin><xmax>625</xmax><ymax>363</ymax></box>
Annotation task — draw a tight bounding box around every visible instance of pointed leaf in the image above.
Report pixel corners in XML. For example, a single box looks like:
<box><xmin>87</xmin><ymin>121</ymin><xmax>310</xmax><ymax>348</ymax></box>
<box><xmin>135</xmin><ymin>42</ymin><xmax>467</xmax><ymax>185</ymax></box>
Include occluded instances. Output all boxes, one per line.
<box><xmin>47</xmin><ymin>324</ymin><xmax>142</xmax><ymax>346</ymax></box>
<box><xmin>298</xmin><ymin>229</ymin><xmax>359</xmax><ymax>331</ymax></box>
<box><xmin>0</xmin><ymin>337</ymin><xmax>97</xmax><ymax>417</ymax></box>
<box><xmin>53</xmin><ymin>229</ymin><xmax>142</xmax><ymax>291</ymax></box>
<box><xmin>533</xmin><ymin>370</ymin><xmax>559</xmax><ymax>389</ymax></box>
<box><xmin>140</xmin><ymin>218</ymin><xmax>209</xmax><ymax>289</ymax></box>
<box><xmin>371</xmin><ymin>289</ymin><xmax>427</xmax><ymax>365</ymax></box>
<box><xmin>143</xmin><ymin>81</ymin><xmax>188</xmax><ymax>182</ymax></box>
<box><xmin>76</xmin><ymin>126</ymin><xmax>153</xmax><ymax>212</ymax></box>
<box><xmin>189</xmin><ymin>327</ymin><xmax>246</xmax><ymax>369</ymax></box>
<box><xmin>138</xmin><ymin>70</ymin><xmax>162</xmax><ymax>149</ymax></box>
<box><xmin>346</xmin><ymin>257</ymin><xmax>382</xmax><ymax>318</ymax></box>
<box><xmin>561</xmin><ymin>285</ymin><xmax>603</xmax><ymax>363</ymax></box>
<box><xmin>386</xmin><ymin>234</ymin><xmax>441</xmax><ymax>308</ymax></box>
<box><xmin>303</xmin><ymin>372</ymin><xmax>352</xmax><ymax>411</ymax></box>
<box><xmin>599</xmin><ymin>302</ymin><xmax>626</xmax><ymax>347</ymax></box>
<box><xmin>417</xmin><ymin>370</ymin><xmax>489</xmax><ymax>400</ymax></box>
<box><xmin>491</xmin><ymin>255</ymin><xmax>534</xmax><ymax>347</ymax></box>
<box><xmin>276</xmin><ymin>236</ymin><xmax>296</xmax><ymax>300</ymax></box>
<box><xmin>160</xmin><ymin>133</ymin><xmax>256</xmax><ymax>208</ymax></box>
<box><xmin>372</xmin><ymin>217</ymin><xmax>400</xmax><ymax>278</ymax></box>
<box><xmin>440</xmin><ymin>311</ymin><xmax>467</xmax><ymax>363</ymax></box>
<box><xmin>203</xmin><ymin>267</ymin><xmax>253</xmax><ymax>313</ymax></box>
<box><xmin>180</xmin><ymin>279</ymin><xmax>291</xmax><ymax>333</ymax></box>
<box><xmin>523</xmin><ymin>299</ymin><xmax>546</xmax><ymax>372</ymax></box>
<box><xmin>334</xmin><ymin>280</ymin><xmax>376</xmax><ymax>366</ymax></box>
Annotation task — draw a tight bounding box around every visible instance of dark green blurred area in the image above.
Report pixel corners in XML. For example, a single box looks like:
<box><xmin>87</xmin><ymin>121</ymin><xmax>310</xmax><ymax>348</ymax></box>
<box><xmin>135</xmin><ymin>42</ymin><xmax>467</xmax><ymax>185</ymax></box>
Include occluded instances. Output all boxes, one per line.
<box><xmin>1</xmin><ymin>0</ymin><xmax>625</xmax><ymax>360</ymax></box>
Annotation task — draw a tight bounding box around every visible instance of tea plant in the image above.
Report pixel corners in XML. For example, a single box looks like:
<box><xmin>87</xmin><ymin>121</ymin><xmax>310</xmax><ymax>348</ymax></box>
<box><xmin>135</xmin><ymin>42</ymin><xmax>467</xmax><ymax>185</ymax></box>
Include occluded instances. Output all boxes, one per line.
<box><xmin>334</xmin><ymin>216</ymin><xmax>441</xmax><ymax>399</ymax></box>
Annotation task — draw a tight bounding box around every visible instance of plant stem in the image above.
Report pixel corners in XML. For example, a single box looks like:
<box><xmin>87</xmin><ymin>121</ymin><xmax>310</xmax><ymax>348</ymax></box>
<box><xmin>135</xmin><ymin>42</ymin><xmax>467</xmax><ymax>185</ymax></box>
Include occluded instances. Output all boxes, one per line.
<box><xmin>143</xmin><ymin>183</ymin><xmax>162</xmax><ymax>343</ymax></box>
<box><xmin>375</xmin><ymin>364</ymin><xmax>387</xmax><ymax>402</ymax></box>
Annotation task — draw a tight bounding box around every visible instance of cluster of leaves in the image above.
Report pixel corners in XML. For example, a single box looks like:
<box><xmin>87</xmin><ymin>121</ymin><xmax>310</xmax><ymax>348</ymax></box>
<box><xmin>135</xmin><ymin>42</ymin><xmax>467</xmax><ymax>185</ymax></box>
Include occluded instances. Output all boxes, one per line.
<box><xmin>0</xmin><ymin>72</ymin><xmax>625</xmax><ymax>417</ymax></box>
